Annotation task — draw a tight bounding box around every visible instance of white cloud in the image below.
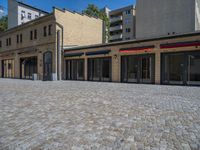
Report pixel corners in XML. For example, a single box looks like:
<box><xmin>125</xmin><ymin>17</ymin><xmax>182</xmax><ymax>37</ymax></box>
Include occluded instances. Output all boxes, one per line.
<box><xmin>0</xmin><ymin>6</ymin><xmax>5</xmax><ymax>18</ymax></box>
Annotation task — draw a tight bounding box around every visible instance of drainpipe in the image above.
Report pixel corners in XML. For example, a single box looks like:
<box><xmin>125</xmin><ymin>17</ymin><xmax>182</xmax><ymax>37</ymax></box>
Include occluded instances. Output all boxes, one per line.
<box><xmin>55</xmin><ymin>22</ymin><xmax>64</xmax><ymax>80</ymax></box>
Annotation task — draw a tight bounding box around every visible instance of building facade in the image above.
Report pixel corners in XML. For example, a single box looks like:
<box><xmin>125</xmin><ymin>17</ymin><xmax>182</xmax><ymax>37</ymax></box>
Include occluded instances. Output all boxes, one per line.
<box><xmin>8</xmin><ymin>0</ymin><xmax>49</xmax><ymax>29</ymax></box>
<box><xmin>136</xmin><ymin>0</ymin><xmax>200</xmax><ymax>39</ymax></box>
<box><xmin>0</xmin><ymin>7</ymin><xmax>103</xmax><ymax>80</ymax></box>
<box><xmin>63</xmin><ymin>32</ymin><xmax>200</xmax><ymax>86</ymax></box>
<box><xmin>109</xmin><ymin>5</ymin><xmax>135</xmax><ymax>42</ymax></box>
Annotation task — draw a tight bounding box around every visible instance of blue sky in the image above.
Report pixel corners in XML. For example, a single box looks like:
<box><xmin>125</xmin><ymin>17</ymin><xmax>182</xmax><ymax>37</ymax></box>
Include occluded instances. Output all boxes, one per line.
<box><xmin>1</xmin><ymin>0</ymin><xmax>136</xmax><ymax>14</ymax></box>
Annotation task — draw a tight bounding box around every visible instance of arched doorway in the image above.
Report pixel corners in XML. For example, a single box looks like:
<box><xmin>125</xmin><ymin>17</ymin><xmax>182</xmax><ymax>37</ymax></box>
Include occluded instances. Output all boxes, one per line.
<box><xmin>43</xmin><ymin>51</ymin><xmax>52</xmax><ymax>81</ymax></box>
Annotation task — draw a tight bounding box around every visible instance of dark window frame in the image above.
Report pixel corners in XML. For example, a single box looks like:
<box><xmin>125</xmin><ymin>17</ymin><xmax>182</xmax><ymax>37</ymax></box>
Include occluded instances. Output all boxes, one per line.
<box><xmin>20</xmin><ymin>34</ymin><xmax>22</xmax><ymax>43</ymax></box>
<box><xmin>9</xmin><ymin>38</ymin><xmax>11</xmax><ymax>46</ymax></box>
<box><xmin>30</xmin><ymin>31</ymin><xmax>33</xmax><ymax>40</ymax></box>
<box><xmin>48</xmin><ymin>24</ymin><xmax>52</xmax><ymax>36</ymax></box>
<box><xmin>6</xmin><ymin>38</ymin><xmax>9</xmax><ymax>46</ymax></box>
<box><xmin>17</xmin><ymin>35</ymin><xmax>19</xmax><ymax>43</ymax></box>
<box><xmin>34</xmin><ymin>29</ymin><xmax>37</xmax><ymax>39</ymax></box>
<box><xmin>21</xmin><ymin>10</ymin><xmax>25</xmax><ymax>20</ymax></box>
<box><xmin>126</xmin><ymin>28</ymin><xmax>131</xmax><ymax>33</ymax></box>
<box><xmin>43</xmin><ymin>26</ymin><xmax>47</xmax><ymax>37</ymax></box>
<box><xmin>28</xmin><ymin>13</ymin><xmax>32</xmax><ymax>20</ymax></box>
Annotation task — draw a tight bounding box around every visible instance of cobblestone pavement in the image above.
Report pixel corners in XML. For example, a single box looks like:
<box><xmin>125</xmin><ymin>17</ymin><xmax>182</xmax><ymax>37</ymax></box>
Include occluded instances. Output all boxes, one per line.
<box><xmin>0</xmin><ymin>79</ymin><xmax>200</xmax><ymax>150</ymax></box>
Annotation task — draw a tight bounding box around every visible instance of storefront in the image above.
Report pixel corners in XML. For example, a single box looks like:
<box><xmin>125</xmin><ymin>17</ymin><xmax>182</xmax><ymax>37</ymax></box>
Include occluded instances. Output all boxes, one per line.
<box><xmin>88</xmin><ymin>57</ymin><xmax>112</xmax><ymax>82</ymax></box>
<box><xmin>20</xmin><ymin>57</ymin><xmax>37</xmax><ymax>80</ymax></box>
<box><xmin>66</xmin><ymin>59</ymin><xmax>84</xmax><ymax>80</ymax></box>
<box><xmin>161</xmin><ymin>51</ymin><xmax>200</xmax><ymax>86</ymax></box>
<box><xmin>121</xmin><ymin>54</ymin><xmax>155</xmax><ymax>84</ymax></box>
<box><xmin>1</xmin><ymin>59</ymin><xmax>15</xmax><ymax>78</ymax></box>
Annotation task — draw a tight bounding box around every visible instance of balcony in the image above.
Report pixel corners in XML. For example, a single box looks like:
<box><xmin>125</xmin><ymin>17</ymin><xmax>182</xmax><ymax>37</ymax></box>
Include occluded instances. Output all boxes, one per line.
<box><xmin>110</xmin><ymin>34</ymin><xmax>123</xmax><ymax>41</ymax></box>
<box><xmin>110</xmin><ymin>16</ymin><xmax>123</xmax><ymax>23</ymax></box>
<box><xmin>110</xmin><ymin>25</ymin><xmax>123</xmax><ymax>32</ymax></box>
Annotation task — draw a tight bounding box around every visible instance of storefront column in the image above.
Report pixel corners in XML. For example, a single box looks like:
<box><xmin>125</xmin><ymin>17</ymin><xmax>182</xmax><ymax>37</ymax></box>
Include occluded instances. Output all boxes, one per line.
<box><xmin>112</xmin><ymin>51</ymin><xmax>120</xmax><ymax>82</ymax></box>
<box><xmin>14</xmin><ymin>53</ymin><xmax>20</xmax><ymax>79</ymax></box>
<box><xmin>155</xmin><ymin>51</ymin><xmax>161</xmax><ymax>84</ymax></box>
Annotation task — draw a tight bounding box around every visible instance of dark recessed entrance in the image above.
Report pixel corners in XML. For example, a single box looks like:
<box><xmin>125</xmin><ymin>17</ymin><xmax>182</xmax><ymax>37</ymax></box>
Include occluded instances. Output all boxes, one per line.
<box><xmin>121</xmin><ymin>54</ymin><xmax>155</xmax><ymax>84</ymax></box>
<box><xmin>161</xmin><ymin>51</ymin><xmax>200</xmax><ymax>86</ymax></box>
<box><xmin>66</xmin><ymin>59</ymin><xmax>84</xmax><ymax>80</ymax></box>
<box><xmin>43</xmin><ymin>51</ymin><xmax>52</xmax><ymax>81</ymax></box>
<box><xmin>88</xmin><ymin>57</ymin><xmax>112</xmax><ymax>82</ymax></box>
<box><xmin>20</xmin><ymin>57</ymin><xmax>37</xmax><ymax>80</ymax></box>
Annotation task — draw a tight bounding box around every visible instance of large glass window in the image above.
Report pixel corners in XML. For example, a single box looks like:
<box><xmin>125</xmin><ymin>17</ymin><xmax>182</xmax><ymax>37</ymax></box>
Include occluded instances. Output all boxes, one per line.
<box><xmin>169</xmin><ymin>54</ymin><xmax>184</xmax><ymax>84</ymax></box>
<box><xmin>128</xmin><ymin>56</ymin><xmax>138</xmax><ymax>82</ymax></box>
<box><xmin>121</xmin><ymin>55</ymin><xmax>155</xmax><ymax>84</ymax></box>
<box><xmin>66</xmin><ymin>59</ymin><xmax>84</xmax><ymax>80</ymax></box>
<box><xmin>141</xmin><ymin>57</ymin><xmax>151</xmax><ymax>82</ymax></box>
<box><xmin>187</xmin><ymin>54</ymin><xmax>200</xmax><ymax>85</ymax></box>
<box><xmin>162</xmin><ymin>51</ymin><xmax>200</xmax><ymax>86</ymax></box>
<box><xmin>88</xmin><ymin>57</ymin><xmax>112</xmax><ymax>82</ymax></box>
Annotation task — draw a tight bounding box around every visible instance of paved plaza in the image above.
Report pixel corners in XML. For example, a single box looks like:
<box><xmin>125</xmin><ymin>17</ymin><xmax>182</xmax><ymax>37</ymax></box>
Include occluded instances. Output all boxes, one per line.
<box><xmin>0</xmin><ymin>79</ymin><xmax>200</xmax><ymax>150</ymax></box>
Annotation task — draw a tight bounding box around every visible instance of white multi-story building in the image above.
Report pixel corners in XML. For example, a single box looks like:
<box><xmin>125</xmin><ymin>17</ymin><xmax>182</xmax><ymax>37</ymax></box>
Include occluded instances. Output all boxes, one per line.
<box><xmin>8</xmin><ymin>0</ymin><xmax>49</xmax><ymax>29</ymax></box>
<box><xmin>109</xmin><ymin>5</ymin><xmax>136</xmax><ymax>42</ymax></box>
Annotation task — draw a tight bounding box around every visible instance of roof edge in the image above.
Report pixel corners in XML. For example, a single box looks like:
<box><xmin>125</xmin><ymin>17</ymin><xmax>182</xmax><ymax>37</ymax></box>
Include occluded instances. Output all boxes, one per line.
<box><xmin>17</xmin><ymin>1</ymin><xmax>49</xmax><ymax>14</ymax></box>
<box><xmin>64</xmin><ymin>31</ymin><xmax>200</xmax><ymax>51</ymax></box>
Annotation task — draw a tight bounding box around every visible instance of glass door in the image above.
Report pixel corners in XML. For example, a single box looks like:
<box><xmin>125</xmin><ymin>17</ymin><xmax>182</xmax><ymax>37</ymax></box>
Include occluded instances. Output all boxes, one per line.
<box><xmin>77</xmin><ymin>60</ymin><xmax>84</xmax><ymax>80</ymax></box>
<box><xmin>66</xmin><ymin>59</ymin><xmax>84</xmax><ymax>80</ymax></box>
<box><xmin>88</xmin><ymin>57</ymin><xmax>111</xmax><ymax>82</ymax></box>
<box><xmin>127</xmin><ymin>56</ymin><xmax>138</xmax><ymax>83</ymax></box>
<box><xmin>141</xmin><ymin>57</ymin><xmax>152</xmax><ymax>83</ymax></box>
<box><xmin>43</xmin><ymin>52</ymin><xmax>52</xmax><ymax>81</ymax></box>
<box><xmin>101</xmin><ymin>58</ymin><xmax>111</xmax><ymax>81</ymax></box>
<box><xmin>169</xmin><ymin>54</ymin><xmax>184</xmax><ymax>84</ymax></box>
<box><xmin>93</xmin><ymin>59</ymin><xmax>100</xmax><ymax>81</ymax></box>
<box><xmin>187</xmin><ymin>54</ymin><xmax>200</xmax><ymax>85</ymax></box>
<box><xmin>121</xmin><ymin>55</ymin><xmax>155</xmax><ymax>84</ymax></box>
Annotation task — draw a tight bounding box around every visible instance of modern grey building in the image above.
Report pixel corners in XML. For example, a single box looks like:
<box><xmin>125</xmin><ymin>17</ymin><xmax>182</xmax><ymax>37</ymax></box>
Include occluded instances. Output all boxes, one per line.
<box><xmin>109</xmin><ymin>5</ymin><xmax>136</xmax><ymax>42</ymax></box>
<box><xmin>136</xmin><ymin>0</ymin><xmax>200</xmax><ymax>39</ymax></box>
<box><xmin>8</xmin><ymin>0</ymin><xmax>49</xmax><ymax>29</ymax></box>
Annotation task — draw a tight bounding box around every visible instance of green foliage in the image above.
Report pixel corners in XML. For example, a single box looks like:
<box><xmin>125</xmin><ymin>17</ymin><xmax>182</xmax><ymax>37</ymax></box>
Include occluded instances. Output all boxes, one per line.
<box><xmin>82</xmin><ymin>4</ymin><xmax>110</xmax><ymax>42</ymax></box>
<box><xmin>0</xmin><ymin>16</ymin><xmax>8</xmax><ymax>32</ymax></box>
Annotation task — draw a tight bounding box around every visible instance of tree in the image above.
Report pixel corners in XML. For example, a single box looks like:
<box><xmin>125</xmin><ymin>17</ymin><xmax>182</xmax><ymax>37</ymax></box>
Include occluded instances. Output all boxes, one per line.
<box><xmin>82</xmin><ymin>4</ymin><xmax>110</xmax><ymax>42</ymax></box>
<box><xmin>0</xmin><ymin>16</ymin><xmax>8</xmax><ymax>32</ymax></box>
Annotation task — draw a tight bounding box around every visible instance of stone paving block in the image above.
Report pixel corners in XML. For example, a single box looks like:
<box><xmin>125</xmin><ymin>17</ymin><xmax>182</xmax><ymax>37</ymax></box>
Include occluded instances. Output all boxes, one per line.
<box><xmin>0</xmin><ymin>79</ymin><xmax>199</xmax><ymax>150</ymax></box>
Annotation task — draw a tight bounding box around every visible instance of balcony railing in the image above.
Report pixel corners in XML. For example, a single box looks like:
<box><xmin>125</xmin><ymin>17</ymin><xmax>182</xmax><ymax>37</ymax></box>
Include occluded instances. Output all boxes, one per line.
<box><xmin>110</xmin><ymin>16</ymin><xmax>123</xmax><ymax>23</ymax></box>
<box><xmin>110</xmin><ymin>34</ymin><xmax>123</xmax><ymax>41</ymax></box>
<box><xmin>110</xmin><ymin>25</ymin><xmax>123</xmax><ymax>32</ymax></box>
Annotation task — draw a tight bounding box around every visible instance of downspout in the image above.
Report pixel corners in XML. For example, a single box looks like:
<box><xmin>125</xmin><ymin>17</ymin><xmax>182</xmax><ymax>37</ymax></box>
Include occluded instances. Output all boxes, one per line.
<box><xmin>55</xmin><ymin>22</ymin><xmax>64</xmax><ymax>80</ymax></box>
